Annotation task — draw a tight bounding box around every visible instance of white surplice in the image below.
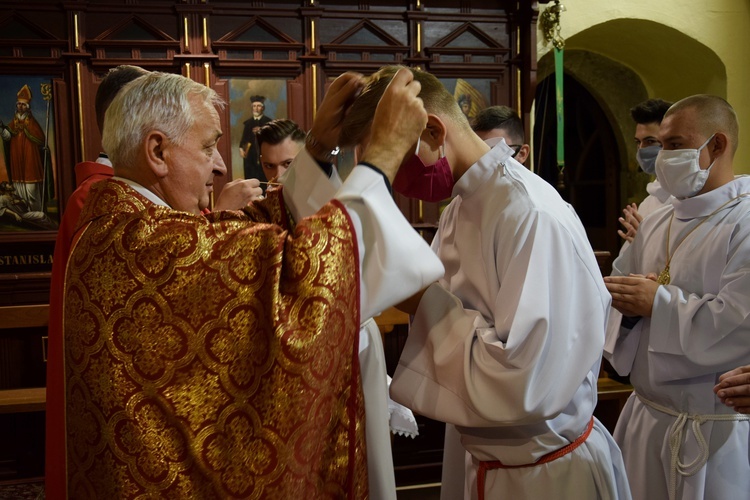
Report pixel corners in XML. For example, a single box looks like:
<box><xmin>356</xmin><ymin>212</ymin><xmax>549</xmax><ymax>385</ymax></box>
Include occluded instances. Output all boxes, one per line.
<box><xmin>282</xmin><ymin>149</ymin><xmax>444</xmax><ymax>499</ymax></box>
<box><xmin>605</xmin><ymin>175</ymin><xmax>750</xmax><ymax>500</ymax></box>
<box><xmin>619</xmin><ymin>179</ymin><xmax>674</xmax><ymax>255</ymax></box>
<box><xmin>390</xmin><ymin>142</ymin><xmax>631</xmax><ymax>500</ymax></box>
<box><xmin>638</xmin><ymin>179</ymin><xmax>674</xmax><ymax>219</ymax></box>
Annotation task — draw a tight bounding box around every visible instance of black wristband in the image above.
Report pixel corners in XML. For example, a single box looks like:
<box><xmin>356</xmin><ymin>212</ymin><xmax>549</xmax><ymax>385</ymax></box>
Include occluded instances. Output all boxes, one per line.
<box><xmin>359</xmin><ymin>161</ymin><xmax>392</xmax><ymax>194</ymax></box>
<box><xmin>312</xmin><ymin>158</ymin><xmax>334</xmax><ymax>178</ymax></box>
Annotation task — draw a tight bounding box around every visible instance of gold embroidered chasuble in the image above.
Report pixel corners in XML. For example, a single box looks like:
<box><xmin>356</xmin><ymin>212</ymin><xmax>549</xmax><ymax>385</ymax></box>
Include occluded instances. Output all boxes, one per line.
<box><xmin>63</xmin><ymin>180</ymin><xmax>367</xmax><ymax>499</ymax></box>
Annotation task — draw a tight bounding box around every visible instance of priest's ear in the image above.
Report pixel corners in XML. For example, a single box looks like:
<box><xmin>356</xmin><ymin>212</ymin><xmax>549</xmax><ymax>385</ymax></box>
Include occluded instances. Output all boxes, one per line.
<box><xmin>145</xmin><ymin>130</ymin><xmax>169</xmax><ymax>178</ymax></box>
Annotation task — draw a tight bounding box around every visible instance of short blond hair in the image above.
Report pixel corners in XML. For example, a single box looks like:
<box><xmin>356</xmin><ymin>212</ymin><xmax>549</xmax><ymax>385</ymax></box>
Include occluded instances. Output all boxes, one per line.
<box><xmin>339</xmin><ymin>65</ymin><xmax>469</xmax><ymax>147</ymax></box>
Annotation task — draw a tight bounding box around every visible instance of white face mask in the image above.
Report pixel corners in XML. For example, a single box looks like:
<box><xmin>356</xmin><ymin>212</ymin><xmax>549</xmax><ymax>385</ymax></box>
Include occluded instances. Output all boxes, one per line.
<box><xmin>636</xmin><ymin>144</ymin><xmax>661</xmax><ymax>175</ymax></box>
<box><xmin>655</xmin><ymin>134</ymin><xmax>716</xmax><ymax>199</ymax></box>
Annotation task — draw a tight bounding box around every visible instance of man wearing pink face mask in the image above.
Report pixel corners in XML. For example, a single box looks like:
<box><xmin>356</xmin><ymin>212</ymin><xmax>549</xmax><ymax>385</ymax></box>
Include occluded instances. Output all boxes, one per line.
<box><xmin>340</xmin><ymin>65</ymin><xmax>631</xmax><ymax>500</ymax></box>
<box><xmin>604</xmin><ymin>94</ymin><xmax>750</xmax><ymax>500</ymax></box>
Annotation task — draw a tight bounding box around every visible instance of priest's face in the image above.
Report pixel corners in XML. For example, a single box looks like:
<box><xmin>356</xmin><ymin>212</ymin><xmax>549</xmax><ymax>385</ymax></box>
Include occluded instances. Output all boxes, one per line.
<box><xmin>162</xmin><ymin>96</ymin><xmax>227</xmax><ymax>214</ymax></box>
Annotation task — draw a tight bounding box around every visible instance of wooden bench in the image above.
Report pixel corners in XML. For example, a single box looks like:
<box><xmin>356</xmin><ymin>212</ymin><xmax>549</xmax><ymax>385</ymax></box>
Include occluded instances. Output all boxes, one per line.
<box><xmin>0</xmin><ymin>304</ymin><xmax>48</xmax><ymax>413</ymax></box>
<box><xmin>0</xmin><ymin>387</ymin><xmax>46</xmax><ymax>414</ymax></box>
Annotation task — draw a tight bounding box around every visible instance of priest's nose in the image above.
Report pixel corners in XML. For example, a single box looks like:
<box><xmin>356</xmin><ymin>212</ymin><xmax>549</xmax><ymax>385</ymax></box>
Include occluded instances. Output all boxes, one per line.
<box><xmin>214</xmin><ymin>152</ymin><xmax>227</xmax><ymax>176</ymax></box>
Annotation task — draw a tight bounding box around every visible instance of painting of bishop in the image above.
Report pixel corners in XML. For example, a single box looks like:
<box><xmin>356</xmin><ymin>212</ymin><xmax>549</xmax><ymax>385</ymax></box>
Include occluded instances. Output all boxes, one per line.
<box><xmin>0</xmin><ymin>78</ymin><xmax>58</xmax><ymax>231</ymax></box>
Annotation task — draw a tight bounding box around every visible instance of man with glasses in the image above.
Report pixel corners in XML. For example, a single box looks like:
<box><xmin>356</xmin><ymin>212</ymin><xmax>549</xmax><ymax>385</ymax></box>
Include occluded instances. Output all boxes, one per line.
<box><xmin>472</xmin><ymin>105</ymin><xmax>530</xmax><ymax>165</ymax></box>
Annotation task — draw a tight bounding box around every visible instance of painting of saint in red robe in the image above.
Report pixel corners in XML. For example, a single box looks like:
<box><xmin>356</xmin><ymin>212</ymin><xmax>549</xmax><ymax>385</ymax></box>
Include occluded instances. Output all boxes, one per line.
<box><xmin>0</xmin><ymin>76</ymin><xmax>58</xmax><ymax>231</ymax></box>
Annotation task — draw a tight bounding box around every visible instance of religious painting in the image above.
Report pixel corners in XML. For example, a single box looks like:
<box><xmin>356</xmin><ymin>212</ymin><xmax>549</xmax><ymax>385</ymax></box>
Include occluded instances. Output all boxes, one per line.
<box><xmin>0</xmin><ymin>75</ymin><xmax>59</xmax><ymax>233</ymax></box>
<box><xmin>228</xmin><ymin>77</ymin><xmax>288</xmax><ymax>182</ymax></box>
<box><xmin>439</xmin><ymin>77</ymin><xmax>491</xmax><ymax>122</ymax></box>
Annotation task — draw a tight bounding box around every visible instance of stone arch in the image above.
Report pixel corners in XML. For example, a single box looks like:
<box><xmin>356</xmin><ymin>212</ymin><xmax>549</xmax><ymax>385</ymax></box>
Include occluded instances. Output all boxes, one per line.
<box><xmin>533</xmin><ymin>18</ymin><xmax>726</xmax><ymax>259</ymax></box>
<box><xmin>561</xmin><ymin>19</ymin><xmax>727</xmax><ymax>100</ymax></box>
<box><xmin>538</xmin><ymin>18</ymin><xmax>727</xmax><ymax>180</ymax></box>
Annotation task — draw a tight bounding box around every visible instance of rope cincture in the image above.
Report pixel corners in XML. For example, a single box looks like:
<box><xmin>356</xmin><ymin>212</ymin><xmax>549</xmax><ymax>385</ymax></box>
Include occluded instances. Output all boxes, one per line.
<box><xmin>636</xmin><ymin>392</ymin><xmax>750</xmax><ymax>500</ymax></box>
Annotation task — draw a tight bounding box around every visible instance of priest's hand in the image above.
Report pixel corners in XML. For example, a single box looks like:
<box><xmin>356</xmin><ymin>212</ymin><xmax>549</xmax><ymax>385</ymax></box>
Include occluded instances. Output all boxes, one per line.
<box><xmin>214</xmin><ymin>178</ymin><xmax>263</xmax><ymax>210</ymax></box>
<box><xmin>307</xmin><ymin>72</ymin><xmax>365</xmax><ymax>163</ymax></box>
<box><xmin>361</xmin><ymin>68</ymin><xmax>427</xmax><ymax>183</ymax></box>
<box><xmin>617</xmin><ymin>203</ymin><xmax>643</xmax><ymax>243</ymax></box>
<box><xmin>603</xmin><ymin>274</ymin><xmax>659</xmax><ymax>317</ymax></box>
<box><xmin>714</xmin><ymin>365</ymin><xmax>750</xmax><ymax>414</ymax></box>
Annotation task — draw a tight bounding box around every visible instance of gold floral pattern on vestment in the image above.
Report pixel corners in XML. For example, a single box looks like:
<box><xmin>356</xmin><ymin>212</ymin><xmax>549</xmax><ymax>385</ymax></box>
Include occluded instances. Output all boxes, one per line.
<box><xmin>64</xmin><ymin>181</ymin><xmax>366</xmax><ymax>499</ymax></box>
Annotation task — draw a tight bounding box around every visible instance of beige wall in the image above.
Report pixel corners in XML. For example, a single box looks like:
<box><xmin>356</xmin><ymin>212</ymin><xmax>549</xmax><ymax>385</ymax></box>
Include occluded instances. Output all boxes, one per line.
<box><xmin>537</xmin><ymin>0</ymin><xmax>750</xmax><ymax>172</ymax></box>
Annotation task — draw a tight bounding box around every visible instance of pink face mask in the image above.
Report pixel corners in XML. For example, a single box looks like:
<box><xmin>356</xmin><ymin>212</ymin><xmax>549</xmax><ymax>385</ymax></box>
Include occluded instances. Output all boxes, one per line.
<box><xmin>392</xmin><ymin>140</ymin><xmax>455</xmax><ymax>202</ymax></box>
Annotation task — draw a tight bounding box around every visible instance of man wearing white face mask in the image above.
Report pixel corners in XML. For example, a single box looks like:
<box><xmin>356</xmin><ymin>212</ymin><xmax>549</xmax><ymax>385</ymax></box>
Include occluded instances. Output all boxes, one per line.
<box><xmin>618</xmin><ymin>98</ymin><xmax>674</xmax><ymax>245</ymax></box>
<box><xmin>603</xmin><ymin>94</ymin><xmax>750</xmax><ymax>500</ymax></box>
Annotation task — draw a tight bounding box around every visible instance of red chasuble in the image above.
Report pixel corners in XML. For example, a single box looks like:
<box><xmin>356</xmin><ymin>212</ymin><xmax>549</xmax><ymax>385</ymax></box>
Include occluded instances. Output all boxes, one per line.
<box><xmin>46</xmin><ymin>161</ymin><xmax>113</xmax><ymax>500</ymax></box>
<box><xmin>63</xmin><ymin>180</ymin><xmax>366</xmax><ymax>499</ymax></box>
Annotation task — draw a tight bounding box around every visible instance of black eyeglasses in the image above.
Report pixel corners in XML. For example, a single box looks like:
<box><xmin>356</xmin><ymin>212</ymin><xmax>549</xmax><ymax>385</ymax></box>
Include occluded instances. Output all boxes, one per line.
<box><xmin>508</xmin><ymin>144</ymin><xmax>522</xmax><ymax>158</ymax></box>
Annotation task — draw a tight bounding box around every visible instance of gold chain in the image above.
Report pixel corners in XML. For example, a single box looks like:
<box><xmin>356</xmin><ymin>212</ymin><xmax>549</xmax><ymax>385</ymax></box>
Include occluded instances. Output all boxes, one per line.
<box><xmin>657</xmin><ymin>193</ymin><xmax>750</xmax><ymax>285</ymax></box>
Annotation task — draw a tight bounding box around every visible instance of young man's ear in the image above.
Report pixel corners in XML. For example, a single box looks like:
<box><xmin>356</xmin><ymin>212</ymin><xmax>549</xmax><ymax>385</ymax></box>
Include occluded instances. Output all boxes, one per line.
<box><xmin>710</xmin><ymin>132</ymin><xmax>728</xmax><ymax>159</ymax></box>
<box><xmin>145</xmin><ymin>131</ymin><xmax>169</xmax><ymax>178</ymax></box>
<box><xmin>516</xmin><ymin>144</ymin><xmax>531</xmax><ymax>165</ymax></box>
<box><xmin>423</xmin><ymin>114</ymin><xmax>447</xmax><ymax>149</ymax></box>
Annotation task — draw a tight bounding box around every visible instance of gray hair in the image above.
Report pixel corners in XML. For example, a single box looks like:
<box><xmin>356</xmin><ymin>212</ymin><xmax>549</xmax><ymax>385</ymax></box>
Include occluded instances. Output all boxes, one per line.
<box><xmin>102</xmin><ymin>72</ymin><xmax>224</xmax><ymax>169</ymax></box>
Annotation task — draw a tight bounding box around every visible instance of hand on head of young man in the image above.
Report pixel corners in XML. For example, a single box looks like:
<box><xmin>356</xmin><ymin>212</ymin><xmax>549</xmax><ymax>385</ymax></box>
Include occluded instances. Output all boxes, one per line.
<box><xmin>308</xmin><ymin>68</ymin><xmax>427</xmax><ymax>182</ymax></box>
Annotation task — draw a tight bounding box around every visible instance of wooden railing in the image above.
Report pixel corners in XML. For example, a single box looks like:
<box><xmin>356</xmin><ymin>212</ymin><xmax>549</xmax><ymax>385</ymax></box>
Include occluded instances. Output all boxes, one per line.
<box><xmin>0</xmin><ymin>304</ymin><xmax>48</xmax><ymax>413</ymax></box>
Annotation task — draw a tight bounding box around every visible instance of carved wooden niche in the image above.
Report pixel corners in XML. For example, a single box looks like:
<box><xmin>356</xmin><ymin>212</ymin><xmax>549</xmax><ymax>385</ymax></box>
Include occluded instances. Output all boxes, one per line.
<box><xmin>86</xmin><ymin>15</ymin><xmax>181</xmax><ymax>69</ymax></box>
<box><xmin>213</xmin><ymin>15</ymin><xmax>305</xmax><ymax>71</ymax></box>
<box><xmin>320</xmin><ymin>19</ymin><xmax>409</xmax><ymax>70</ymax></box>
